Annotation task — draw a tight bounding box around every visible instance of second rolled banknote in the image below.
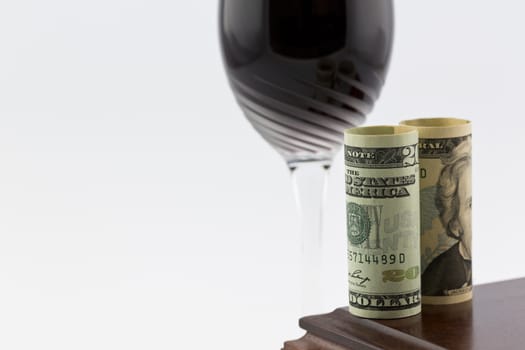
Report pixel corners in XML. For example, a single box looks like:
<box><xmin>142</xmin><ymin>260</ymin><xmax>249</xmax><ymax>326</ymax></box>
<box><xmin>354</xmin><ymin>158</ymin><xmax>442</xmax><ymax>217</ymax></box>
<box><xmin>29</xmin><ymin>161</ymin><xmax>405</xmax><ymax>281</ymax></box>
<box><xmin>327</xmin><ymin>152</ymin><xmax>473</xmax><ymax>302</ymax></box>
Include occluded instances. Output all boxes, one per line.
<box><xmin>344</xmin><ymin>126</ymin><xmax>421</xmax><ymax>319</ymax></box>
<box><xmin>400</xmin><ymin>118</ymin><xmax>472</xmax><ymax>305</ymax></box>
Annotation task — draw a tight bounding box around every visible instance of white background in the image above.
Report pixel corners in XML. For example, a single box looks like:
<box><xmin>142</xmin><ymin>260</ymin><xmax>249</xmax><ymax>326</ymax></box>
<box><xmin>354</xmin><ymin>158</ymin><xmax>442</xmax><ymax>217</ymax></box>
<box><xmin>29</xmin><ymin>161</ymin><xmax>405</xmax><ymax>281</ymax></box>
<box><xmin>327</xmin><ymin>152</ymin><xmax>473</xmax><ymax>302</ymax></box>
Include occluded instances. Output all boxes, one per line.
<box><xmin>0</xmin><ymin>1</ymin><xmax>523</xmax><ymax>349</ymax></box>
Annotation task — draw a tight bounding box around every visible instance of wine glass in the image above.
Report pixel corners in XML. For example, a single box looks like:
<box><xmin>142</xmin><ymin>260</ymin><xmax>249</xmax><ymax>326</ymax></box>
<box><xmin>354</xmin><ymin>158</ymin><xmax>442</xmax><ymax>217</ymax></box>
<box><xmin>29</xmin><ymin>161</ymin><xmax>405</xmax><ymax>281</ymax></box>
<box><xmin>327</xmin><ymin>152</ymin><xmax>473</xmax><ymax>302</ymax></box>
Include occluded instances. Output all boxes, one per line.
<box><xmin>219</xmin><ymin>0</ymin><xmax>394</xmax><ymax>315</ymax></box>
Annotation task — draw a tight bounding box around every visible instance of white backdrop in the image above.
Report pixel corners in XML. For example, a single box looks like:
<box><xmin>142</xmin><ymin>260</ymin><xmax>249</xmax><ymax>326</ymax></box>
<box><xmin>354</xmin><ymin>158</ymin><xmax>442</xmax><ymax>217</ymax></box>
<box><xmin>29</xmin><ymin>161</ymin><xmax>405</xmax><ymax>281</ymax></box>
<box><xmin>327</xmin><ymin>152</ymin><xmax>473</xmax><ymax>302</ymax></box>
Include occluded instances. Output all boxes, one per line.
<box><xmin>0</xmin><ymin>1</ymin><xmax>523</xmax><ymax>349</ymax></box>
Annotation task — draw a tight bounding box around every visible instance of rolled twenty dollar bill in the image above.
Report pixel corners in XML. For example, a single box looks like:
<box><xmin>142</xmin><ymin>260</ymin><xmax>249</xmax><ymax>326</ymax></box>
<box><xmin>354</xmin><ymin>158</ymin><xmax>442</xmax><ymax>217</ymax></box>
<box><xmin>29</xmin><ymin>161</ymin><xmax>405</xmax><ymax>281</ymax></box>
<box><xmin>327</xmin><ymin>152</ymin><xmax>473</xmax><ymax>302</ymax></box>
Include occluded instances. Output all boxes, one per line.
<box><xmin>344</xmin><ymin>126</ymin><xmax>421</xmax><ymax>319</ymax></box>
<box><xmin>400</xmin><ymin>118</ymin><xmax>472</xmax><ymax>305</ymax></box>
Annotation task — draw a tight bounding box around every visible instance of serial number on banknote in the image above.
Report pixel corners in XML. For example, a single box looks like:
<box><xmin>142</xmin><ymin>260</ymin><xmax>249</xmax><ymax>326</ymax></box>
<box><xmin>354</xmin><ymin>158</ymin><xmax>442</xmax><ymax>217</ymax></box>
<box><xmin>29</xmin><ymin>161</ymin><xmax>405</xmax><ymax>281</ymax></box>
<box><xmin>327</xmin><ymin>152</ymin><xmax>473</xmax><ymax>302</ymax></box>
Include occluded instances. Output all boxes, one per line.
<box><xmin>347</xmin><ymin>250</ymin><xmax>406</xmax><ymax>265</ymax></box>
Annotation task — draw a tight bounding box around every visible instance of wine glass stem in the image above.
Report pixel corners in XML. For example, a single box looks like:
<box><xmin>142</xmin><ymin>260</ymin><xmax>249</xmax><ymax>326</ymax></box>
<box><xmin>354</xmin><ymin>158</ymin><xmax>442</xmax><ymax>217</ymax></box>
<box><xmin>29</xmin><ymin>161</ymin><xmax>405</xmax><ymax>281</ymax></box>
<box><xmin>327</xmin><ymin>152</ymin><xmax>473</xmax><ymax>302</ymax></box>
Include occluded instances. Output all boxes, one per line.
<box><xmin>290</xmin><ymin>161</ymin><xmax>331</xmax><ymax>316</ymax></box>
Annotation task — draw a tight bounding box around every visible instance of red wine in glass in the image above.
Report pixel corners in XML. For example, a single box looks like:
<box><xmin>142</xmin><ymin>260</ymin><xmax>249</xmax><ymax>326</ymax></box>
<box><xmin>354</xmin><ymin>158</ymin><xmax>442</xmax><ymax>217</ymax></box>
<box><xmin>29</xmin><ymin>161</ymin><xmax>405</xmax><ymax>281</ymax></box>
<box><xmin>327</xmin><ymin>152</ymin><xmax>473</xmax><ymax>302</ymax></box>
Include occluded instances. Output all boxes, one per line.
<box><xmin>220</xmin><ymin>0</ymin><xmax>394</xmax><ymax>314</ymax></box>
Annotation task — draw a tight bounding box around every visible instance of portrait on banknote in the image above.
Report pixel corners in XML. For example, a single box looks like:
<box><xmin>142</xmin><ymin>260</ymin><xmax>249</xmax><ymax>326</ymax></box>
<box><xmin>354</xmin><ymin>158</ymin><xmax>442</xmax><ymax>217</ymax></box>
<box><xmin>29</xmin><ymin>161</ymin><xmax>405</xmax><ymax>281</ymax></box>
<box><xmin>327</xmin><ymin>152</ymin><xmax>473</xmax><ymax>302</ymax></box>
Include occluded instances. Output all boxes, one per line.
<box><xmin>421</xmin><ymin>137</ymin><xmax>472</xmax><ymax>297</ymax></box>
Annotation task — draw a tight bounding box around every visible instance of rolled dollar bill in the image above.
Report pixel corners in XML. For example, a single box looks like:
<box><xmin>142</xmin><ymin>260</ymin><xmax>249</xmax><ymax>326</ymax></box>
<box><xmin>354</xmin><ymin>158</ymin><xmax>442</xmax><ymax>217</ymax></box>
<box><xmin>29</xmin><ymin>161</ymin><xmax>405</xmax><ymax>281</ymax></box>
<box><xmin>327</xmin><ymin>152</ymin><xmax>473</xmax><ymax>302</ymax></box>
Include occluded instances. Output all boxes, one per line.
<box><xmin>344</xmin><ymin>126</ymin><xmax>421</xmax><ymax>319</ymax></box>
<box><xmin>400</xmin><ymin>118</ymin><xmax>472</xmax><ymax>305</ymax></box>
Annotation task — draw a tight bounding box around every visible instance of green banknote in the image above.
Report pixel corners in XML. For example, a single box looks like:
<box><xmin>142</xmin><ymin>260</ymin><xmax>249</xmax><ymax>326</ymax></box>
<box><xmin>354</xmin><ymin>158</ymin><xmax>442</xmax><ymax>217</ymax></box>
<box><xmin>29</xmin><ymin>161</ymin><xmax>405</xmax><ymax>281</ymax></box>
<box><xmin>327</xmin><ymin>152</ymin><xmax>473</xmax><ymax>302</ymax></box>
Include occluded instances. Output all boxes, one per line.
<box><xmin>400</xmin><ymin>118</ymin><xmax>472</xmax><ymax>305</ymax></box>
<box><xmin>344</xmin><ymin>126</ymin><xmax>421</xmax><ymax>319</ymax></box>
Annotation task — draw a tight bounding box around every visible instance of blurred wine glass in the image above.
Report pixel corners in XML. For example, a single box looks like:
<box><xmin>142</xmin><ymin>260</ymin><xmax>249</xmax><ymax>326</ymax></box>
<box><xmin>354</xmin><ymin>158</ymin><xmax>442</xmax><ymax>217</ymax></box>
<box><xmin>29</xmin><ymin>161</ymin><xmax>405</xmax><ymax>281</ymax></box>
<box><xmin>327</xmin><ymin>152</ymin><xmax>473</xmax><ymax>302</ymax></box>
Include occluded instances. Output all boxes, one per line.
<box><xmin>219</xmin><ymin>0</ymin><xmax>394</xmax><ymax>315</ymax></box>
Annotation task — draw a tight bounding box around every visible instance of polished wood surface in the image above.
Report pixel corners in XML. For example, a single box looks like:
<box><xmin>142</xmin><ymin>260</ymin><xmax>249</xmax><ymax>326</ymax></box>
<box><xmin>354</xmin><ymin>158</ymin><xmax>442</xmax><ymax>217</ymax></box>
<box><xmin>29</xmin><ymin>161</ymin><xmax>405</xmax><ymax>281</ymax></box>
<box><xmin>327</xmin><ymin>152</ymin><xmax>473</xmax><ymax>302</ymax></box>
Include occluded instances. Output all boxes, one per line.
<box><xmin>284</xmin><ymin>278</ymin><xmax>525</xmax><ymax>350</ymax></box>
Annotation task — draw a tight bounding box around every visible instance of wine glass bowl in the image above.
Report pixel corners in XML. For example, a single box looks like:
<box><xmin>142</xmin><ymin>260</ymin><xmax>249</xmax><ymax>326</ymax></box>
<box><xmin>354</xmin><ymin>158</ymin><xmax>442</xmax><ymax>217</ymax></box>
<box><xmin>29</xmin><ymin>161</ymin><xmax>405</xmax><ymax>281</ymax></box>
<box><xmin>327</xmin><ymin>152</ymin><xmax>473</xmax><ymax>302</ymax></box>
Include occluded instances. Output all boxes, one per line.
<box><xmin>220</xmin><ymin>0</ymin><xmax>394</xmax><ymax>166</ymax></box>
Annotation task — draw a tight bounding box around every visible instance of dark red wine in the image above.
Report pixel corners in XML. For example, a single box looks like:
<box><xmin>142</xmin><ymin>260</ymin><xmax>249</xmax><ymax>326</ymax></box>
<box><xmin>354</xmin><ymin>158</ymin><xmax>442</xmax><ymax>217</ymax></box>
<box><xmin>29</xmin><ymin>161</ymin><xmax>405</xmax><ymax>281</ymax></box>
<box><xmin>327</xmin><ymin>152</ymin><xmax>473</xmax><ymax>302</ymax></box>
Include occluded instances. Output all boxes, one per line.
<box><xmin>220</xmin><ymin>0</ymin><xmax>394</xmax><ymax>164</ymax></box>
